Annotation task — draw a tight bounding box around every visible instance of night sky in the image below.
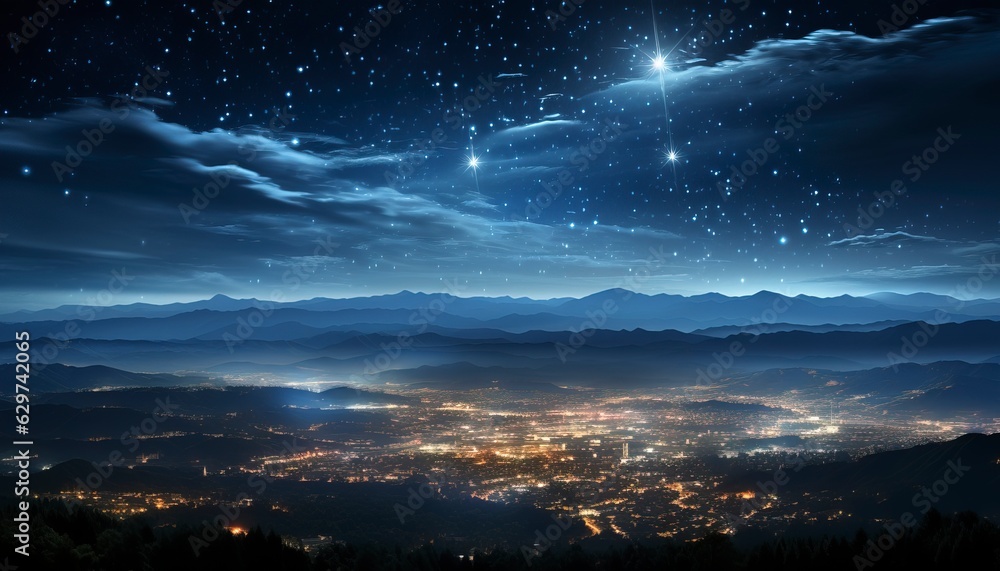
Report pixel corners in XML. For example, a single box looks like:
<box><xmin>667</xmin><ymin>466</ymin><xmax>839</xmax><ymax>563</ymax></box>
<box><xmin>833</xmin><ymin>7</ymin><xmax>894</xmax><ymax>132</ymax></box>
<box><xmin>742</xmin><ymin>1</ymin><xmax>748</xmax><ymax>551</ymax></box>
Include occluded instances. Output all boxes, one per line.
<box><xmin>2</xmin><ymin>0</ymin><xmax>999</xmax><ymax>310</ymax></box>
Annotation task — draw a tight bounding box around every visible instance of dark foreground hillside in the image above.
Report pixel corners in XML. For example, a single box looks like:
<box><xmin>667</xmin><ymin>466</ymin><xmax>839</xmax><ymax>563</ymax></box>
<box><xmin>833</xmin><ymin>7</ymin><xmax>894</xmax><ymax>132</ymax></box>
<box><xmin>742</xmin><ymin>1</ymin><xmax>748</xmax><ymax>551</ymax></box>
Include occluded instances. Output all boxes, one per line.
<box><xmin>0</xmin><ymin>500</ymin><xmax>997</xmax><ymax>570</ymax></box>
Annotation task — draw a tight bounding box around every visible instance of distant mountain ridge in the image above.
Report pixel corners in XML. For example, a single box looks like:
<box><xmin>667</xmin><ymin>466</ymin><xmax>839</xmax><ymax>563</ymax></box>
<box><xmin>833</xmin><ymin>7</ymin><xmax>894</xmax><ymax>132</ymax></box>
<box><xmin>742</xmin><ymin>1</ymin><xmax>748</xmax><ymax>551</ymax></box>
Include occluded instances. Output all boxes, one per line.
<box><xmin>4</xmin><ymin>320</ymin><xmax>1000</xmax><ymax>389</ymax></box>
<box><xmin>2</xmin><ymin>290</ymin><xmax>998</xmax><ymax>337</ymax></box>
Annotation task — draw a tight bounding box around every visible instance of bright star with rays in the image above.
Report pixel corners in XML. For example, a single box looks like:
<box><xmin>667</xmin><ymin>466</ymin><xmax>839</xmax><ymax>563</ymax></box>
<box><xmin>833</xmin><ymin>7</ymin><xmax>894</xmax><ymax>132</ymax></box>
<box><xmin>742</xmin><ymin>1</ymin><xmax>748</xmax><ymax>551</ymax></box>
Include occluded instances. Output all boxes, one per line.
<box><xmin>464</xmin><ymin>136</ymin><xmax>483</xmax><ymax>194</ymax></box>
<box><xmin>638</xmin><ymin>50</ymin><xmax>671</xmax><ymax>77</ymax></box>
<box><xmin>465</xmin><ymin>152</ymin><xmax>480</xmax><ymax>171</ymax></box>
<box><xmin>659</xmin><ymin>146</ymin><xmax>681</xmax><ymax>168</ymax></box>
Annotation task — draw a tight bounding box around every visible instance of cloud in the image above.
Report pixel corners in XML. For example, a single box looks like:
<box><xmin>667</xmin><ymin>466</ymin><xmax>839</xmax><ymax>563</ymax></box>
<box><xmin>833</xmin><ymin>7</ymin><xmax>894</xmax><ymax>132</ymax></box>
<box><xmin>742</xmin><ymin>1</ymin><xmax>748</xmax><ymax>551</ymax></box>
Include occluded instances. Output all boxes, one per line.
<box><xmin>799</xmin><ymin>264</ymin><xmax>984</xmax><ymax>290</ymax></box>
<box><xmin>952</xmin><ymin>242</ymin><xmax>1000</xmax><ymax>258</ymax></box>
<box><xmin>579</xmin><ymin>12</ymin><xmax>1000</xmax><ymax>178</ymax></box>
<box><xmin>0</xmin><ymin>102</ymin><xmax>685</xmax><ymax>308</ymax></box>
<box><xmin>843</xmin><ymin>265</ymin><xmax>966</xmax><ymax>279</ymax></box>
<box><xmin>489</xmin><ymin>119</ymin><xmax>583</xmax><ymax>139</ymax></box>
<box><xmin>828</xmin><ymin>232</ymin><xmax>952</xmax><ymax>248</ymax></box>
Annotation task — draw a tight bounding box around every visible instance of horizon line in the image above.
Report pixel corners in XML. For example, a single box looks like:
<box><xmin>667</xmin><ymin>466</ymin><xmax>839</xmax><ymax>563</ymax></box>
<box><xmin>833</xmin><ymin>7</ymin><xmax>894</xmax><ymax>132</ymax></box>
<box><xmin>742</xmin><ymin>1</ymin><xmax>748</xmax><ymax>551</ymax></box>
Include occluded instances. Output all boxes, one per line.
<box><xmin>4</xmin><ymin>288</ymin><xmax>1000</xmax><ymax>315</ymax></box>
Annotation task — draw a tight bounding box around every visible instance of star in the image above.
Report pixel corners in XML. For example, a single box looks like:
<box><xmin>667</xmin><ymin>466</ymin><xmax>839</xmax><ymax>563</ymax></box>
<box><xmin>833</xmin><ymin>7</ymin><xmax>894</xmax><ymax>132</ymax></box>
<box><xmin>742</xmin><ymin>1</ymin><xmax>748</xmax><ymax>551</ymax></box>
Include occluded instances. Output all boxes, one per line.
<box><xmin>465</xmin><ymin>153</ymin><xmax>480</xmax><ymax>172</ymax></box>
<box><xmin>660</xmin><ymin>147</ymin><xmax>681</xmax><ymax>168</ymax></box>
<box><xmin>464</xmin><ymin>135</ymin><xmax>483</xmax><ymax>194</ymax></box>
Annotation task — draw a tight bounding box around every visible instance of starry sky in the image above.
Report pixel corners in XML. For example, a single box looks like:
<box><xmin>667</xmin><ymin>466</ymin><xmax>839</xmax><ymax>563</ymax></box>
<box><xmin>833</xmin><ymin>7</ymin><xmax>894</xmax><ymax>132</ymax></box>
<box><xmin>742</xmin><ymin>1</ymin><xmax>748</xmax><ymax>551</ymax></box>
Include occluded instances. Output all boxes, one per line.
<box><xmin>2</xmin><ymin>0</ymin><xmax>999</xmax><ymax>310</ymax></box>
